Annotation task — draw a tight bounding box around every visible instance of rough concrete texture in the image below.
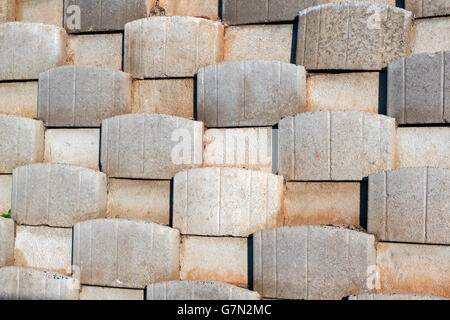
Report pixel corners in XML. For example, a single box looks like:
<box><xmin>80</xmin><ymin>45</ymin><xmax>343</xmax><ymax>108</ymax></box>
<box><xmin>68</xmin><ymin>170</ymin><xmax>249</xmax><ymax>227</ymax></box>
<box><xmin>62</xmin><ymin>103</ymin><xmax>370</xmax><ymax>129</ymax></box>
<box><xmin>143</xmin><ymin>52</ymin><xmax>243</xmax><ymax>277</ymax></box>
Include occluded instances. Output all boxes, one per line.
<box><xmin>197</xmin><ymin>60</ymin><xmax>306</xmax><ymax>127</ymax></box>
<box><xmin>396</xmin><ymin>127</ymin><xmax>450</xmax><ymax>169</ymax></box>
<box><xmin>180</xmin><ymin>236</ymin><xmax>247</xmax><ymax>288</ymax></box>
<box><xmin>307</xmin><ymin>73</ymin><xmax>379</xmax><ymax>113</ymax></box>
<box><xmin>14</xmin><ymin>226</ymin><xmax>72</xmax><ymax>275</ymax></box>
<box><xmin>44</xmin><ymin>129</ymin><xmax>100</xmax><ymax>171</ymax></box>
<box><xmin>0</xmin><ymin>22</ymin><xmax>67</xmax><ymax>80</ymax></box>
<box><xmin>204</xmin><ymin>128</ymin><xmax>273</xmax><ymax>172</ymax></box>
<box><xmin>284</xmin><ymin>182</ymin><xmax>360</xmax><ymax>227</ymax></box>
<box><xmin>173</xmin><ymin>168</ymin><xmax>283</xmax><ymax>237</ymax></box>
<box><xmin>0</xmin><ymin>115</ymin><xmax>44</xmax><ymax>174</ymax></box>
<box><xmin>388</xmin><ymin>51</ymin><xmax>449</xmax><ymax>124</ymax></box>
<box><xmin>406</xmin><ymin>0</ymin><xmax>450</xmax><ymax>18</ymax></box>
<box><xmin>73</xmin><ymin>219</ymin><xmax>180</xmax><ymax>289</ymax></box>
<box><xmin>224</xmin><ymin>25</ymin><xmax>293</xmax><ymax>63</ymax></box>
<box><xmin>0</xmin><ymin>81</ymin><xmax>38</xmax><ymax>118</ymax></box>
<box><xmin>64</xmin><ymin>0</ymin><xmax>153</xmax><ymax>33</ymax></box>
<box><xmin>0</xmin><ymin>217</ymin><xmax>14</xmax><ymax>266</ymax></box>
<box><xmin>125</xmin><ymin>16</ymin><xmax>223</xmax><ymax>78</ymax></box>
<box><xmin>101</xmin><ymin>113</ymin><xmax>203</xmax><ymax>179</ymax></box>
<box><xmin>253</xmin><ymin>226</ymin><xmax>376</xmax><ymax>300</ymax></box>
<box><xmin>0</xmin><ymin>0</ymin><xmax>14</xmax><ymax>23</ymax></box>
<box><xmin>411</xmin><ymin>17</ymin><xmax>450</xmax><ymax>54</ymax></box>
<box><xmin>296</xmin><ymin>3</ymin><xmax>413</xmax><ymax>70</ymax></box>
<box><xmin>80</xmin><ymin>286</ymin><xmax>143</xmax><ymax>300</ymax></box>
<box><xmin>368</xmin><ymin>167</ymin><xmax>450</xmax><ymax>245</ymax></box>
<box><xmin>146</xmin><ymin>280</ymin><xmax>261</xmax><ymax>300</ymax></box>
<box><xmin>377</xmin><ymin>242</ymin><xmax>450</xmax><ymax>299</ymax></box>
<box><xmin>107</xmin><ymin>179</ymin><xmax>170</xmax><ymax>225</ymax></box>
<box><xmin>38</xmin><ymin>66</ymin><xmax>132</xmax><ymax>127</ymax></box>
<box><xmin>12</xmin><ymin>163</ymin><xmax>107</xmax><ymax>228</ymax></box>
<box><xmin>157</xmin><ymin>0</ymin><xmax>219</xmax><ymax>20</ymax></box>
<box><xmin>0</xmin><ymin>175</ymin><xmax>12</xmax><ymax>215</ymax></box>
<box><xmin>0</xmin><ymin>266</ymin><xmax>79</xmax><ymax>300</ymax></box>
<box><xmin>67</xmin><ymin>34</ymin><xmax>123</xmax><ymax>70</ymax></box>
<box><xmin>15</xmin><ymin>0</ymin><xmax>63</xmax><ymax>26</ymax></box>
<box><xmin>278</xmin><ymin>111</ymin><xmax>396</xmax><ymax>181</ymax></box>
<box><xmin>349</xmin><ymin>293</ymin><xmax>447</xmax><ymax>300</ymax></box>
<box><xmin>132</xmin><ymin>79</ymin><xmax>194</xmax><ymax>119</ymax></box>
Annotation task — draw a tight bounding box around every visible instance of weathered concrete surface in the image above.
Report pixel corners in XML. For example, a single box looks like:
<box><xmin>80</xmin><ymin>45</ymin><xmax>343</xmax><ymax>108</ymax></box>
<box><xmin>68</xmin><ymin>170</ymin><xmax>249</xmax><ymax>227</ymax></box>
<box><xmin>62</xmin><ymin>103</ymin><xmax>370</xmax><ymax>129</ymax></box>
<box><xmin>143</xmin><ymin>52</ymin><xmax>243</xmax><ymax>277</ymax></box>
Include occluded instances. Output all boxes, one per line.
<box><xmin>253</xmin><ymin>226</ymin><xmax>376</xmax><ymax>300</ymax></box>
<box><xmin>0</xmin><ymin>0</ymin><xmax>14</xmax><ymax>23</ymax></box>
<box><xmin>125</xmin><ymin>17</ymin><xmax>223</xmax><ymax>78</ymax></box>
<box><xmin>44</xmin><ymin>129</ymin><xmax>100</xmax><ymax>171</ymax></box>
<box><xmin>73</xmin><ymin>219</ymin><xmax>180</xmax><ymax>289</ymax></box>
<box><xmin>224</xmin><ymin>25</ymin><xmax>293</xmax><ymax>63</ymax></box>
<box><xmin>0</xmin><ymin>217</ymin><xmax>14</xmax><ymax>267</ymax></box>
<box><xmin>0</xmin><ymin>115</ymin><xmax>44</xmax><ymax>174</ymax></box>
<box><xmin>16</xmin><ymin>0</ymin><xmax>63</xmax><ymax>26</ymax></box>
<box><xmin>132</xmin><ymin>79</ymin><xmax>194</xmax><ymax>119</ymax></box>
<box><xmin>67</xmin><ymin>34</ymin><xmax>123</xmax><ymax>70</ymax></box>
<box><xmin>411</xmin><ymin>17</ymin><xmax>450</xmax><ymax>54</ymax></box>
<box><xmin>204</xmin><ymin>128</ymin><xmax>273</xmax><ymax>172</ymax></box>
<box><xmin>284</xmin><ymin>182</ymin><xmax>360</xmax><ymax>227</ymax></box>
<box><xmin>0</xmin><ymin>22</ymin><xmax>67</xmax><ymax>80</ymax></box>
<box><xmin>0</xmin><ymin>175</ymin><xmax>12</xmax><ymax>215</ymax></box>
<box><xmin>296</xmin><ymin>3</ymin><xmax>413</xmax><ymax>70</ymax></box>
<box><xmin>80</xmin><ymin>286</ymin><xmax>143</xmax><ymax>300</ymax></box>
<box><xmin>101</xmin><ymin>114</ymin><xmax>203</xmax><ymax>179</ymax></box>
<box><xmin>107</xmin><ymin>179</ymin><xmax>170</xmax><ymax>225</ymax></box>
<box><xmin>368</xmin><ymin>167</ymin><xmax>450</xmax><ymax>245</ymax></box>
<box><xmin>307</xmin><ymin>73</ymin><xmax>379</xmax><ymax>113</ymax></box>
<box><xmin>180</xmin><ymin>236</ymin><xmax>247</xmax><ymax>288</ymax></box>
<box><xmin>0</xmin><ymin>266</ymin><xmax>79</xmax><ymax>300</ymax></box>
<box><xmin>14</xmin><ymin>226</ymin><xmax>72</xmax><ymax>275</ymax></box>
<box><xmin>12</xmin><ymin>163</ymin><xmax>107</xmax><ymax>227</ymax></box>
<box><xmin>0</xmin><ymin>82</ymin><xmax>38</xmax><ymax>118</ymax></box>
<box><xmin>157</xmin><ymin>0</ymin><xmax>219</xmax><ymax>20</ymax></box>
<box><xmin>388</xmin><ymin>51</ymin><xmax>449</xmax><ymax>124</ymax></box>
<box><xmin>38</xmin><ymin>66</ymin><xmax>132</xmax><ymax>127</ymax></box>
<box><xmin>406</xmin><ymin>0</ymin><xmax>450</xmax><ymax>18</ymax></box>
<box><xmin>396</xmin><ymin>127</ymin><xmax>450</xmax><ymax>169</ymax></box>
<box><xmin>146</xmin><ymin>280</ymin><xmax>261</xmax><ymax>300</ymax></box>
<box><xmin>198</xmin><ymin>60</ymin><xmax>306</xmax><ymax>127</ymax></box>
<box><xmin>377</xmin><ymin>242</ymin><xmax>450</xmax><ymax>299</ymax></box>
<box><xmin>349</xmin><ymin>293</ymin><xmax>447</xmax><ymax>300</ymax></box>
<box><xmin>174</xmin><ymin>168</ymin><xmax>284</xmax><ymax>237</ymax></box>
<box><xmin>64</xmin><ymin>0</ymin><xmax>153</xmax><ymax>33</ymax></box>
<box><xmin>279</xmin><ymin>111</ymin><xmax>396</xmax><ymax>181</ymax></box>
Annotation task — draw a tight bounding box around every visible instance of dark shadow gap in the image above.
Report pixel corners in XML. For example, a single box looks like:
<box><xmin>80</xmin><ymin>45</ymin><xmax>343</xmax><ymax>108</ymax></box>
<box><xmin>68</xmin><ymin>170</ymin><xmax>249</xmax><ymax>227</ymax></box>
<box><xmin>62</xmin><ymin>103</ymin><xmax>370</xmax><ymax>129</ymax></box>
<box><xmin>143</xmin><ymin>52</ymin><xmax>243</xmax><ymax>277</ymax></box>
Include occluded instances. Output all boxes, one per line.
<box><xmin>247</xmin><ymin>235</ymin><xmax>254</xmax><ymax>291</ymax></box>
<box><xmin>396</xmin><ymin>0</ymin><xmax>405</xmax><ymax>9</ymax></box>
<box><xmin>359</xmin><ymin>178</ymin><xmax>369</xmax><ymax>231</ymax></box>
<box><xmin>378</xmin><ymin>68</ymin><xmax>388</xmax><ymax>115</ymax></box>
<box><xmin>169</xmin><ymin>178</ymin><xmax>174</xmax><ymax>228</ymax></box>
<box><xmin>193</xmin><ymin>76</ymin><xmax>198</xmax><ymax>121</ymax></box>
<box><xmin>290</xmin><ymin>16</ymin><xmax>299</xmax><ymax>64</ymax></box>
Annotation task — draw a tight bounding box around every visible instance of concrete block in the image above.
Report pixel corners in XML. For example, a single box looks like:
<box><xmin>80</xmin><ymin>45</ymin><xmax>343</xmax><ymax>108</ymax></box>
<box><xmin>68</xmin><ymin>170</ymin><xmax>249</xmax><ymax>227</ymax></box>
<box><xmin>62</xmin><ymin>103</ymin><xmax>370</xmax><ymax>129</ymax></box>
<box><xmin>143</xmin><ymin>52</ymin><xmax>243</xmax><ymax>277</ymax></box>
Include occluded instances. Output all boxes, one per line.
<box><xmin>15</xmin><ymin>0</ymin><xmax>63</xmax><ymax>26</ymax></box>
<box><xmin>253</xmin><ymin>226</ymin><xmax>376</xmax><ymax>300</ymax></box>
<box><xmin>296</xmin><ymin>3</ymin><xmax>413</xmax><ymax>70</ymax></box>
<box><xmin>132</xmin><ymin>79</ymin><xmax>194</xmax><ymax>119</ymax></box>
<box><xmin>124</xmin><ymin>17</ymin><xmax>224</xmax><ymax>78</ymax></box>
<box><xmin>180</xmin><ymin>236</ymin><xmax>247</xmax><ymax>288</ymax></box>
<box><xmin>0</xmin><ymin>217</ymin><xmax>14</xmax><ymax>266</ymax></box>
<box><xmin>406</xmin><ymin>0</ymin><xmax>450</xmax><ymax>18</ymax></box>
<box><xmin>0</xmin><ymin>266</ymin><xmax>79</xmax><ymax>300</ymax></box>
<box><xmin>377</xmin><ymin>242</ymin><xmax>450</xmax><ymax>299</ymax></box>
<box><xmin>412</xmin><ymin>17</ymin><xmax>450</xmax><ymax>54</ymax></box>
<box><xmin>12</xmin><ymin>163</ymin><xmax>107</xmax><ymax>228</ymax></box>
<box><xmin>146</xmin><ymin>280</ymin><xmax>261</xmax><ymax>300</ymax></box>
<box><xmin>80</xmin><ymin>286</ymin><xmax>143</xmax><ymax>300</ymax></box>
<box><xmin>197</xmin><ymin>60</ymin><xmax>306</xmax><ymax>127</ymax></box>
<box><xmin>14</xmin><ymin>226</ymin><xmax>72</xmax><ymax>275</ymax></box>
<box><xmin>73</xmin><ymin>219</ymin><xmax>180</xmax><ymax>289</ymax></box>
<box><xmin>0</xmin><ymin>22</ymin><xmax>67</xmax><ymax>80</ymax></box>
<box><xmin>157</xmin><ymin>0</ymin><xmax>219</xmax><ymax>20</ymax></box>
<box><xmin>0</xmin><ymin>81</ymin><xmax>38</xmax><ymax>118</ymax></box>
<box><xmin>278</xmin><ymin>111</ymin><xmax>396</xmax><ymax>181</ymax></box>
<box><xmin>38</xmin><ymin>66</ymin><xmax>132</xmax><ymax>127</ymax></box>
<box><xmin>0</xmin><ymin>0</ymin><xmax>14</xmax><ymax>23</ymax></box>
<box><xmin>224</xmin><ymin>24</ymin><xmax>293</xmax><ymax>63</ymax></box>
<box><xmin>101</xmin><ymin>114</ymin><xmax>203</xmax><ymax>179</ymax></box>
<box><xmin>0</xmin><ymin>175</ymin><xmax>12</xmax><ymax>215</ymax></box>
<box><xmin>368</xmin><ymin>167</ymin><xmax>450</xmax><ymax>245</ymax></box>
<box><xmin>107</xmin><ymin>179</ymin><xmax>170</xmax><ymax>225</ymax></box>
<box><xmin>174</xmin><ymin>168</ymin><xmax>283</xmax><ymax>237</ymax></box>
<box><xmin>0</xmin><ymin>115</ymin><xmax>44</xmax><ymax>174</ymax></box>
<box><xmin>204</xmin><ymin>128</ymin><xmax>272</xmax><ymax>172</ymax></box>
<box><xmin>396</xmin><ymin>127</ymin><xmax>450</xmax><ymax>169</ymax></box>
<box><xmin>307</xmin><ymin>72</ymin><xmax>379</xmax><ymax>113</ymax></box>
<box><xmin>349</xmin><ymin>293</ymin><xmax>447</xmax><ymax>300</ymax></box>
<box><xmin>67</xmin><ymin>34</ymin><xmax>123</xmax><ymax>70</ymax></box>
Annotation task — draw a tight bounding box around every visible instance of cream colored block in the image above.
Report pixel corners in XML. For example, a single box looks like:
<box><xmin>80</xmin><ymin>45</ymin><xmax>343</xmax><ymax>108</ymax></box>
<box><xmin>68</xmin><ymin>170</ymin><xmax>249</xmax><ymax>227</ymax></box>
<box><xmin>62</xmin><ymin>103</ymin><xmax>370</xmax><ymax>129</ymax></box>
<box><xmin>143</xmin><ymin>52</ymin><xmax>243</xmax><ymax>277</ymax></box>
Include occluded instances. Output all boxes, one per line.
<box><xmin>0</xmin><ymin>82</ymin><xmax>38</xmax><ymax>118</ymax></box>
<box><xmin>15</xmin><ymin>0</ymin><xmax>63</xmax><ymax>26</ymax></box>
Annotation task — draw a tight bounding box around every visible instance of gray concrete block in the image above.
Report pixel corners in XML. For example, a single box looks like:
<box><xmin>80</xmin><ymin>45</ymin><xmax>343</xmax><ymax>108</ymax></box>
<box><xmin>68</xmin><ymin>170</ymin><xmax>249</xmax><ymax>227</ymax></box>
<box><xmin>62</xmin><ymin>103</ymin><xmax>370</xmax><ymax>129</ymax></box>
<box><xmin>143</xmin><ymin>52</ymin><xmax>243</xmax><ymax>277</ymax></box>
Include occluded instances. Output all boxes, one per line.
<box><xmin>12</xmin><ymin>163</ymin><xmax>107</xmax><ymax>228</ymax></box>
<box><xmin>349</xmin><ymin>293</ymin><xmax>447</xmax><ymax>300</ymax></box>
<box><xmin>0</xmin><ymin>218</ymin><xmax>14</xmax><ymax>267</ymax></box>
<box><xmin>406</xmin><ymin>0</ymin><xmax>450</xmax><ymax>18</ymax></box>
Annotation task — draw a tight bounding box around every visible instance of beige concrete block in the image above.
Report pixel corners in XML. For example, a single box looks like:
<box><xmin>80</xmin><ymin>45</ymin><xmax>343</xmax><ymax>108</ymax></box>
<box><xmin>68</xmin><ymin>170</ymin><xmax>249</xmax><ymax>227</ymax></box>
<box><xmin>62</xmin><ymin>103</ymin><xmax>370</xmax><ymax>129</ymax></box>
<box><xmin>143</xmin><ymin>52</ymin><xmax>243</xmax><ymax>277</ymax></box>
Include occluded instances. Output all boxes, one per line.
<box><xmin>44</xmin><ymin>129</ymin><xmax>100</xmax><ymax>170</ymax></box>
<box><xmin>412</xmin><ymin>17</ymin><xmax>450</xmax><ymax>54</ymax></box>
<box><xmin>180</xmin><ymin>236</ymin><xmax>247</xmax><ymax>288</ymax></box>
<box><xmin>224</xmin><ymin>24</ymin><xmax>293</xmax><ymax>63</ymax></box>
<box><xmin>0</xmin><ymin>217</ymin><xmax>14</xmax><ymax>266</ymax></box>
<box><xmin>0</xmin><ymin>81</ymin><xmax>38</xmax><ymax>118</ymax></box>
<box><xmin>284</xmin><ymin>182</ymin><xmax>360</xmax><ymax>227</ymax></box>
<box><xmin>0</xmin><ymin>0</ymin><xmax>15</xmax><ymax>23</ymax></box>
<box><xmin>80</xmin><ymin>286</ymin><xmax>143</xmax><ymax>300</ymax></box>
<box><xmin>107</xmin><ymin>179</ymin><xmax>170</xmax><ymax>225</ymax></box>
<box><xmin>15</xmin><ymin>0</ymin><xmax>63</xmax><ymax>26</ymax></box>
<box><xmin>0</xmin><ymin>175</ymin><xmax>12</xmax><ymax>215</ymax></box>
<box><xmin>158</xmin><ymin>0</ymin><xmax>219</xmax><ymax>20</ymax></box>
